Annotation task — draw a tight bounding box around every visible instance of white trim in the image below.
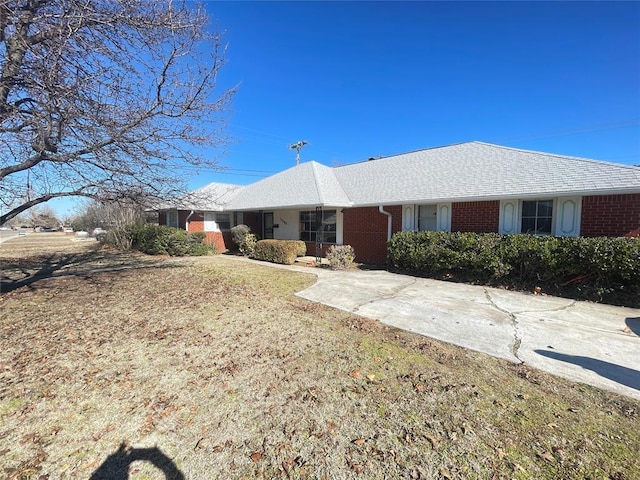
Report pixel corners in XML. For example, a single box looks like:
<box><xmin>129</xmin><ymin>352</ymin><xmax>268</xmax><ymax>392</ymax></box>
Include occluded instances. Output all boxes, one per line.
<box><xmin>499</xmin><ymin>197</ymin><xmax>582</xmax><ymax>237</ymax></box>
<box><xmin>204</xmin><ymin>212</ymin><xmax>217</xmax><ymax>232</ymax></box>
<box><xmin>555</xmin><ymin>197</ymin><xmax>582</xmax><ymax>237</ymax></box>
<box><xmin>436</xmin><ymin>203</ymin><xmax>452</xmax><ymax>232</ymax></box>
<box><xmin>411</xmin><ymin>203</ymin><xmax>451</xmax><ymax>232</ymax></box>
<box><xmin>402</xmin><ymin>204</ymin><xmax>415</xmax><ymax>231</ymax></box>
<box><xmin>204</xmin><ymin>212</ymin><xmax>231</xmax><ymax>232</ymax></box>
<box><xmin>499</xmin><ymin>199</ymin><xmax>520</xmax><ymax>234</ymax></box>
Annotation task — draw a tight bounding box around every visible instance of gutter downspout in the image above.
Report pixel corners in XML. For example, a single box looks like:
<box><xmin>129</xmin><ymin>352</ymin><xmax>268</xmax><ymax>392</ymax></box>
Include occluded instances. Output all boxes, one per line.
<box><xmin>185</xmin><ymin>210</ymin><xmax>195</xmax><ymax>232</ymax></box>
<box><xmin>378</xmin><ymin>205</ymin><xmax>392</xmax><ymax>241</ymax></box>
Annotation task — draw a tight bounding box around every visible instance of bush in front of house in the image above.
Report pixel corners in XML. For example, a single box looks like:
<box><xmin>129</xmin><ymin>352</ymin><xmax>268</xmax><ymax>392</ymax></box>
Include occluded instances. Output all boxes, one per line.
<box><xmin>252</xmin><ymin>239</ymin><xmax>300</xmax><ymax>265</ymax></box>
<box><xmin>326</xmin><ymin>244</ymin><xmax>356</xmax><ymax>270</ymax></box>
<box><xmin>387</xmin><ymin>231</ymin><xmax>640</xmax><ymax>306</ymax></box>
<box><xmin>104</xmin><ymin>224</ymin><xmax>214</xmax><ymax>256</ymax></box>
<box><xmin>230</xmin><ymin>224</ymin><xmax>257</xmax><ymax>256</ymax></box>
<box><xmin>282</xmin><ymin>240</ymin><xmax>307</xmax><ymax>257</ymax></box>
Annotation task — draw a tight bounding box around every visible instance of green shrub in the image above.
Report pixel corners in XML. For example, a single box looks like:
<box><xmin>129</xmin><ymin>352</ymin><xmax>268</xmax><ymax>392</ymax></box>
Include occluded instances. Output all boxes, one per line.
<box><xmin>230</xmin><ymin>224</ymin><xmax>257</xmax><ymax>256</ymax></box>
<box><xmin>252</xmin><ymin>239</ymin><xmax>299</xmax><ymax>265</ymax></box>
<box><xmin>104</xmin><ymin>224</ymin><xmax>214</xmax><ymax>256</ymax></box>
<box><xmin>282</xmin><ymin>240</ymin><xmax>307</xmax><ymax>257</ymax></box>
<box><xmin>326</xmin><ymin>244</ymin><xmax>356</xmax><ymax>270</ymax></box>
<box><xmin>387</xmin><ymin>231</ymin><xmax>640</xmax><ymax>306</ymax></box>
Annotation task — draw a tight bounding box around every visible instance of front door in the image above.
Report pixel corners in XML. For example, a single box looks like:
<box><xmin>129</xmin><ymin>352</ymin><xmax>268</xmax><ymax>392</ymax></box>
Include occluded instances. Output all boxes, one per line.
<box><xmin>263</xmin><ymin>212</ymin><xmax>274</xmax><ymax>239</ymax></box>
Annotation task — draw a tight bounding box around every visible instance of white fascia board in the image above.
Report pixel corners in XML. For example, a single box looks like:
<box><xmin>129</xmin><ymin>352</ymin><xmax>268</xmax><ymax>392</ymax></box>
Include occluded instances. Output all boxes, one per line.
<box><xmin>222</xmin><ymin>202</ymin><xmax>354</xmax><ymax>212</ymax></box>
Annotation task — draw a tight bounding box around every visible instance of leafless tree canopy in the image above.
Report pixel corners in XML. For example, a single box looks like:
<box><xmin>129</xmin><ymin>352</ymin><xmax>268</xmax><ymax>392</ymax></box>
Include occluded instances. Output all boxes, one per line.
<box><xmin>0</xmin><ymin>0</ymin><xmax>233</xmax><ymax>224</ymax></box>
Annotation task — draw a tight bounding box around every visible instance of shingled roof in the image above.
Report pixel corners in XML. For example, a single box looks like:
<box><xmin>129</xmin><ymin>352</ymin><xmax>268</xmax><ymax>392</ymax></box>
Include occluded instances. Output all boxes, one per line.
<box><xmin>333</xmin><ymin>141</ymin><xmax>640</xmax><ymax>206</ymax></box>
<box><xmin>227</xmin><ymin>160</ymin><xmax>352</xmax><ymax>211</ymax></box>
<box><xmin>175</xmin><ymin>142</ymin><xmax>640</xmax><ymax>211</ymax></box>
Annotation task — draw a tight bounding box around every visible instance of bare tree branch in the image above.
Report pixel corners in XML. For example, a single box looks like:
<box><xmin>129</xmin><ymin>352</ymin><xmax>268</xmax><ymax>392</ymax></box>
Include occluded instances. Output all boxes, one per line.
<box><xmin>0</xmin><ymin>0</ymin><xmax>234</xmax><ymax>224</ymax></box>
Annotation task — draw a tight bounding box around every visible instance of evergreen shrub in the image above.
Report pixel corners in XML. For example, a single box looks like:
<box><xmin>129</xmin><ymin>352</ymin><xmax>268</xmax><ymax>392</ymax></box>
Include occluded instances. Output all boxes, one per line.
<box><xmin>387</xmin><ymin>231</ymin><xmax>640</xmax><ymax>306</ymax></box>
<box><xmin>252</xmin><ymin>239</ymin><xmax>299</xmax><ymax>265</ymax></box>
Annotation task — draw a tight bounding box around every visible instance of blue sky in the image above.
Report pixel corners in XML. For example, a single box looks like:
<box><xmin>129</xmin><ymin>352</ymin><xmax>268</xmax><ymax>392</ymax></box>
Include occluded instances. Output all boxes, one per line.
<box><xmin>52</xmin><ymin>1</ymin><xmax>640</xmax><ymax>216</ymax></box>
<box><xmin>202</xmin><ymin>1</ymin><xmax>640</xmax><ymax>181</ymax></box>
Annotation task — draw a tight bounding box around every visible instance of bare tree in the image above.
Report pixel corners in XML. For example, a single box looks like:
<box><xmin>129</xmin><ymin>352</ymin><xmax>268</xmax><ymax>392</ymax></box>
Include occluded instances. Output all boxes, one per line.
<box><xmin>26</xmin><ymin>204</ymin><xmax>59</xmax><ymax>229</ymax></box>
<box><xmin>0</xmin><ymin>0</ymin><xmax>234</xmax><ymax>225</ymax></box>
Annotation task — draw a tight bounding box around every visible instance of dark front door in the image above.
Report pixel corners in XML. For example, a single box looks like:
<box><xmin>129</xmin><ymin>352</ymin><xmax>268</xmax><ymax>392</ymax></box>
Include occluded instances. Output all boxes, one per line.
<box><xmin>263</xmin><ymin>212</ymin><xmax>274</xmax><ymax>239</ymax></box>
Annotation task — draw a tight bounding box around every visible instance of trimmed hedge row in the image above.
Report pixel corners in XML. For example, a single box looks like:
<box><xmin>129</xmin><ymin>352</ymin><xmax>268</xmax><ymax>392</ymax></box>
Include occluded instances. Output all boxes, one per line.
<box><xmin>252</xmin><ymin>239</ymin><xmax>306</xmax><ymax>265</ymax></box>
<box><xmin>388</xmin><ymin>231</ymin><xmax>640</xmax><ymax>306</ymax></box>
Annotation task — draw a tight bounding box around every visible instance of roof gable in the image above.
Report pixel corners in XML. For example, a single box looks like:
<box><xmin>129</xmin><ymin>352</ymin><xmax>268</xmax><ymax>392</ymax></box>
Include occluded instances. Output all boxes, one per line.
<box><xmin>227</xmin><ymin>161</ymin><xmax>352</xmax><ymax>210</ymax></box>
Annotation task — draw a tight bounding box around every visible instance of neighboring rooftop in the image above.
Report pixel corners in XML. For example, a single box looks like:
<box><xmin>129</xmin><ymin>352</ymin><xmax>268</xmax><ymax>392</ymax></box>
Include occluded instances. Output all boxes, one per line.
<box><xmin>178</xmin><ymin>182</ymin><xmax>244</xmax><ymax>211</ymax></box>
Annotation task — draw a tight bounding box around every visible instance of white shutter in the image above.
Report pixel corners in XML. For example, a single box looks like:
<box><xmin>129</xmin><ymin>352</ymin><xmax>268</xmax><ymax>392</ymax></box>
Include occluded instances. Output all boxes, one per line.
<box><xmin>436</xmin><ymin>203</ymin><xmax>452</xmax><ymax>232</ymax></box>
<box><xmin>402</xmin><ymin>205</ymin><xmax>415</xmax><ymax>231</ymax></box>
<box><xmin>499</xmin><ymin>200</ymin><xmax>520</xmax><ymax>234</ymax></box>
<box><xmin>555</xmin><ymin>197</ymin><xmax>581</xmax><ymax>237</ymax></box>
<box><xmin>204</xmin><ymin>212</ymin><xmax>216</xmax><ymax>232</ymax></box>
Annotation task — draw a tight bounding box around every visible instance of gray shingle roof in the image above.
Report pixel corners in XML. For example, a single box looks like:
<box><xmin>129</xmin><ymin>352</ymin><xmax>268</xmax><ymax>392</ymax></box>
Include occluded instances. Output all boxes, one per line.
<box><xmin>227</xmin><ymin>161</ymin><xmax>352</xmax><ymax>210</ymax></box>
<box><xmin>177</xmin><ymin>182</ymin><xmax>243</xmax><ymax>211</ymax></box>
<box><xmin>333</xmin><ymin>141</ymin><xmax>640</xmax><ymax>205</ymax></box>
<box><xmin>179</xmin><ymin>142</ymin><xmax>640</xmax><ymax>211</ymax></box>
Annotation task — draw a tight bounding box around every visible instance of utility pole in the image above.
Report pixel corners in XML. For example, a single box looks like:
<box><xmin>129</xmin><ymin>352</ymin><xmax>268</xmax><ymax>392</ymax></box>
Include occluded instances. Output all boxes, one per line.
<box><xmin>289</xmin><ymin>140</ymin><xmax>308</xmax><ymax>165</ymax></box>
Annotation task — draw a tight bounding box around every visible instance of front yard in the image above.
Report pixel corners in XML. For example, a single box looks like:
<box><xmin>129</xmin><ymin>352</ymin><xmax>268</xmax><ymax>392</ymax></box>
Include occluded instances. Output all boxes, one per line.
<box><xmin>0</xmin><ymin>234</ymin><xmax>638</xmax><ymax>479</ymax></box>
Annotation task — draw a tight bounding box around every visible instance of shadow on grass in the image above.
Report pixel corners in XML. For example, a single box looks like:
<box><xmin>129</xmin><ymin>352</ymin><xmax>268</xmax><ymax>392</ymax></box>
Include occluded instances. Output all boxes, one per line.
<box><xmin>90</xmin><ymin>443</ymin><xmax>184</xmax><ymax>480</ymax></box>
<box><xmin>535</xmin><ymin>349</ymin><xmax>640</xmax><ymax>391</ymax></box>
<box><xmin>0</xmin><ymin>250</ymin><xmax>168</xmax><ymax>293</ymax></box>
<box><xmin>626</xmin><ymin>317</ymin><xmax>640</xmax><ymax>337</ymax></box>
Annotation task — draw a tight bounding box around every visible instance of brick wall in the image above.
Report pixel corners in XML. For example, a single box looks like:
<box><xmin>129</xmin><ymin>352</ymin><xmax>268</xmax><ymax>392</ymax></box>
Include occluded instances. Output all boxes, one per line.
<box><xmin>451</xmin><ymin>201</ymin><xmax>500</xmax><ymax>233</ymax></box>
<box><xmin>343</xmin><ymin>206</ymin><xmax>402</xmax><ymax>264</ymax></box>
<box><xmin>581</xmin><ymin>194</ymin><xmax>640</xmax><ymax>237</ymax></box>
<box><xmin>157</xmin><ymin>210</ymin><xmax>232</xmax><ymax>251</ymax></box>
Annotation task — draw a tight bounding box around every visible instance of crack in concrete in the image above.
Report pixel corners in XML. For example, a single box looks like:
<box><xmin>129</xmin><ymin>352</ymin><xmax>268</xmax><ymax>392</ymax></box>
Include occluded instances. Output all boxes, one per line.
<box><xmin>511</xmin><ymin>299</ymin><xmax>577</xmax><ymax>316</ymax></box>
<box><xmin>352</xmin><ymin>277</ymin><xmax>418</xmax><ymax>314</ymax></box>
<box><xmin>484</xmin><ymin>289</ymin><xmax>523</xmax><ymax>363</ymax></box>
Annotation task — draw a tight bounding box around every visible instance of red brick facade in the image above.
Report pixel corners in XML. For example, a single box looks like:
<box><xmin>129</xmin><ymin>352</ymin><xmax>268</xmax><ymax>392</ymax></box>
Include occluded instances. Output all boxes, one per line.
<box><xmin>451</xmin><ymin>201</ymin><xmax>500</xmax><ymax>233</ymax></box>
<box><xmin>343</xmin><ymin>206</ymin><xmax>402</xmax><ymax>264</ymax></box>
<box><xmin>157</xmin><ymin>193</ymin><xmax>639</xmax><ymax>263</ymax></box>
<box><xmin>581</xmin><ymin>194</ymin><xmax>640</xmax><ymax>237</ymax></box>
<box><xmin>185</xmin><ymin>215</ymin><xmax>232</xmax><ymax>252</ymax></box>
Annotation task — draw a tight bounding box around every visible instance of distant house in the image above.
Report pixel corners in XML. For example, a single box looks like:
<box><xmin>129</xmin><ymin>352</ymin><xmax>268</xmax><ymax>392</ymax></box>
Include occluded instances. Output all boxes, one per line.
<box><xmin>158</xmin><ymin>141</ymin><xmax>640</xmax><ymax>264</ymax></box>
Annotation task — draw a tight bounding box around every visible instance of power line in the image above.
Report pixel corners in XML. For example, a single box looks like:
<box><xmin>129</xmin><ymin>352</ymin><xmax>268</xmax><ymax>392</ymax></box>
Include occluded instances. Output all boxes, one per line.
<box><xmin>492</xmin><ymin>118</ymin><xmax>640</xmax><ymax>143</ymax></box>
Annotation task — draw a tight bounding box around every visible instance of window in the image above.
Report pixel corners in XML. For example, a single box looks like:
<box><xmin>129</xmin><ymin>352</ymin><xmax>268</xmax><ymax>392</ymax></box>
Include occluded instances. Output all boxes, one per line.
<box><xmin>166</xmin><ymin>211</ymin><xmax>178</xmax><ymax>228</ymax></box>
<box><xmin>521</xmin><ymin>200</ymin><xmax>553</xmax><ymax>235</ymax></box>
<box><xmin>500</xmin><ymin>197</ymin><xmax>580</xmax><ymax>237</ymax></box>
<box><xmin>204</xmin><ymin>212</ymin><xmax>231</xmax><ymax>232</ymax></box>
<box><xmin>216</xmin><ymin>213</ymin><xmax>231</xmax><ymax>231</ymax></box>
<box><xmin>300</xmin><ymin>210</ymin><xmax>336</xmax><ymax>243</ymax></box>
<box><xmin>417</xmin><ymin>204</ymin><xmax>437</xmax><ymax>231</ymax></box>
<box><xmin>402</xmin><ymin>203</ymin><xmax>451</xmax><ymax>232</ymax></box>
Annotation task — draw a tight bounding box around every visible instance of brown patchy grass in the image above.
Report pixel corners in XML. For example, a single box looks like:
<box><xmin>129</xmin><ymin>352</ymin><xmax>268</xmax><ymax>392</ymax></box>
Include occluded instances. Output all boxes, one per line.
<box><xmin>0</xmin><ymin>234</ymin><xmax>638</xmax><ymax>479</ymax></box>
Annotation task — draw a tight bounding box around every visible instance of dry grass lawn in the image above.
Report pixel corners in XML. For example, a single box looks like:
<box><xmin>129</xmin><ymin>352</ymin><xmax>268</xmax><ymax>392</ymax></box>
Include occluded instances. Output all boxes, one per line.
<box><xmin>1</xmin><ymin>233</ymin><xmax>638</xmax><ymax>479</ymax></box>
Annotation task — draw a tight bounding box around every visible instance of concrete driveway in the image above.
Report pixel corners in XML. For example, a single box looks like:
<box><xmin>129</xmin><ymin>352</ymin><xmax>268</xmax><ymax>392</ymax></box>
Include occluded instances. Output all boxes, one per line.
<box><xmin>291</xmin><ymin>266</ymin><xmax>640</xmax><ymax>401</ymax></box>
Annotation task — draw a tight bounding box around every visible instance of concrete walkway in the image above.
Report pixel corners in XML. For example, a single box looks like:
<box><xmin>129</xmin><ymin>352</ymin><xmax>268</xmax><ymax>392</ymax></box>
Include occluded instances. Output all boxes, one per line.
<box><xmin>230</xmin><ymin>256</ymin><xmax>640</xmax><ymax>401</ymax></box>
<box><xmin>222</xmin><ymin>257</ymin><xmax>640</xmax><ymax>400</ymax></box>
<box><xmin>297</xmin><ymin>267</ymin><xmax>640</xmax><ymax>400</ymax></box>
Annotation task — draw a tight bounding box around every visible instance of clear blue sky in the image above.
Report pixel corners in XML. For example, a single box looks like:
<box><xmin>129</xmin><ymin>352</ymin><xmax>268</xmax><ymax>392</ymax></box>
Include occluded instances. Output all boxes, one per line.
<box><xmin>53</xmin><ymin>1</ymin><xmax>640</xmax><ymax>216</ymax></box>
<box><xmin>201</xmin><ymin>0</ymin><xmax>640</xmax><ymax>183</ymax></box>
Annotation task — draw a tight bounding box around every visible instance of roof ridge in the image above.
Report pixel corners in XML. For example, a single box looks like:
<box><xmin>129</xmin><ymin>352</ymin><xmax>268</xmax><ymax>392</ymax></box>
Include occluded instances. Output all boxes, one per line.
<box><xmin>310</xmin><ymin>161</ymin><xmax>330</xmax><ymax>205</ymax></box>
<box><xmin>473</xmin><ymin>141</ymin><xmax>640</xmax><ymax>170</ymax></box>
<box><xmin>335</xmin><ymin>141</ymin><xmax>477</xmax><ymax>168</ymax></box>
